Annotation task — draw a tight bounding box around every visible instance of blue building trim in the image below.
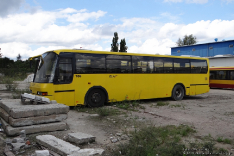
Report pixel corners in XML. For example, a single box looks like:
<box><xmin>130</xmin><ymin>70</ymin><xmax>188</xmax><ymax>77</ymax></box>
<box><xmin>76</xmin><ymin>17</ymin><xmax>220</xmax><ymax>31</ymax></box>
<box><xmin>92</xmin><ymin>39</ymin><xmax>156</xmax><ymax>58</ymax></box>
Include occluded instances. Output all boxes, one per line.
<box><xmin>171</xmin><ymin>40</ymin><xmax>234</xmax><ymax>57</ymax></box>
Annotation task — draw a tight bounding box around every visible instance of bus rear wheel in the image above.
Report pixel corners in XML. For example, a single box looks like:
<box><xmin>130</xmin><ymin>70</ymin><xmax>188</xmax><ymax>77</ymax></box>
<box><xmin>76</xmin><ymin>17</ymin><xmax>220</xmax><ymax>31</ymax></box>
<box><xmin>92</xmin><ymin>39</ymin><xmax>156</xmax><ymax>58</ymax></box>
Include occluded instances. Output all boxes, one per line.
<box><xmin>86</xmin><ymin>89</ymin><xmax>105</xmax><ymax>107</ymax></box>
<box><xmin>172</xmin><ymin>85</ymin><xmax>184</xmax><ymax>101</ymax></box>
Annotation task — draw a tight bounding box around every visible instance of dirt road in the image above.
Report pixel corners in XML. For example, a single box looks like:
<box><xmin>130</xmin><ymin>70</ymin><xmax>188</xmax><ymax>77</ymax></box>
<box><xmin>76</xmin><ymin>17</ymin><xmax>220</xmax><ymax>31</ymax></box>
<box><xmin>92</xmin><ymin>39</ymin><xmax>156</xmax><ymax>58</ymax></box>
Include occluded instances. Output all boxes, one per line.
<box><xmin>1</xmin><ymin>86</ymin><xmax>234</xmax><ymax>155</ymax></box>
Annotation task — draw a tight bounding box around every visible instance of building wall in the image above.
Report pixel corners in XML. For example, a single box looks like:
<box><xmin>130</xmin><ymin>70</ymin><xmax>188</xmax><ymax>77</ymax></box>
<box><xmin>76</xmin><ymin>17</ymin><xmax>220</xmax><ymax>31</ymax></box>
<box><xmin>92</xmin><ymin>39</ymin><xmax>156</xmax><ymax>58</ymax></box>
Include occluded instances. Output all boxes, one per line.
<box><xmin>171</xmin><ymin>40</ymin><xmax>234</xmax><ymax>57</ymax></box>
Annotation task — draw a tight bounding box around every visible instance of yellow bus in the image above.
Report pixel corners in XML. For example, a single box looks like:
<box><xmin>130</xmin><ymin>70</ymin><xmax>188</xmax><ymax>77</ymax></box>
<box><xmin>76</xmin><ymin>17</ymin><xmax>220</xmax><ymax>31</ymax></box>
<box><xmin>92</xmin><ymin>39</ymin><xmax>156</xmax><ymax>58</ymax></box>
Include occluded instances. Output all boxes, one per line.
<box><xmin>26</xmin><ymin>49</ymin><xmax>209</xmax><ymax>107</ymax></box>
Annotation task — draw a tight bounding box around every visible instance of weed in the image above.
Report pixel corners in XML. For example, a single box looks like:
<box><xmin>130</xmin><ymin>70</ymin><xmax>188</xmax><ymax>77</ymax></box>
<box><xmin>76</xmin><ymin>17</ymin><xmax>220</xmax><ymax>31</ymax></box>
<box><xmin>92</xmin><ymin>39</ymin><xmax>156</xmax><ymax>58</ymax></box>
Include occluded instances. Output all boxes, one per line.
<box><xmin>216</xmin><ymin>137</ymin><xmax>231</xmax><ymax>144</ymax></box>
<box><xmin>180</xmin><ymin>126</ymin><xmax>196</xmax><ymax>137</ymax></box>
<box><xmin>95</xmin><ymin>107</ymin><xmax>121</xmax><ymax>117</ymax></box>
<box><xmin>223</xmin><ymin>138</ymin><xmax>232</xmax><ymax>144</ymax></box>
<box><xmin>139</xmin><ymin>105</ymin><xmax>145</xmax><ymax>109</ymax></box>
<box><xmin>112</xmin><ymin>125</ymin><xmax>197</xmax><ymax>156</ymax></box>
<box><xmin>203</xmin><ymin>141</ymin><xmax>215</xmax><ymax>153</ymax></box>
<box><xmin>224</xmin><ymin>112</ymin><xmax>234</xmax><ymax>116</ymax></box>
<box><xmin>114</xmin><ymin>95</ymin><xmax>144</xmax><ymax>111</ymax></box>
<box><xmin>218</xmin><ymin>148</ymin><xmax>229</xmax><ymax>154</ymax></box>
<box><xmin>170</xmin><ymin>104</ymin><xmax>181</xmax><ymax>108</ymax></box>
<box><xmin>156</xmin><ymin>101</ymin><xmax>169</xmax><ymax>106</ymax></box>
<box><xmin>74</xmin><ymin>105</ymin><xmax>92</xmax><ymax>113</ymax></box>
<box><xmin>217</xmin><ymin>137</ymin><xmax>223</xmax><ymax>142</ymax></box>
<box><xmin>75</xmin><ymin>106</ymin><xmax>121</xmax><ymax>117</ymax></box>
<box><xmin>2</xmin><ymin>77</ymin><xmax>18</xmax><ymax>91</ymax></box>
<box><xmin>12</xmin><ymin>88</ymin><xmax>31</xmax><ymax>99</ymax></box>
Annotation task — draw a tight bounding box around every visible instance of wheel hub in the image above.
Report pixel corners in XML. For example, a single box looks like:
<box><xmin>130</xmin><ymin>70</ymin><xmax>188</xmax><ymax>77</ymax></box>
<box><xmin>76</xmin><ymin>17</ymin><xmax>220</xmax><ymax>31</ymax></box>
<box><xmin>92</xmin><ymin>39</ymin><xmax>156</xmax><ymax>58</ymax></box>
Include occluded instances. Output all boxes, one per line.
<box><xmin>175</xmin><ymin>89</ymin><xmax>182</xmax><ymax>97</ymax></box>
<box><xmin>91</xmin><ymin>93</ymin><xmax>101</xmax><ymax>103</ymax></box>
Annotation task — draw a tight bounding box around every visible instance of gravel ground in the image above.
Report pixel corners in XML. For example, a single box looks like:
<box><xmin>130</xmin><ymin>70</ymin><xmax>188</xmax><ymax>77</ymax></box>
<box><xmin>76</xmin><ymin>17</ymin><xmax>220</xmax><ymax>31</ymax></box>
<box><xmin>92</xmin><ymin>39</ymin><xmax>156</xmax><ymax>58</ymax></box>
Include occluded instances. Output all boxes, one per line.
<box><xmin>0</xmin><ymin>81</ymin><xmax>234</xmax><ymax>155</ymax></box>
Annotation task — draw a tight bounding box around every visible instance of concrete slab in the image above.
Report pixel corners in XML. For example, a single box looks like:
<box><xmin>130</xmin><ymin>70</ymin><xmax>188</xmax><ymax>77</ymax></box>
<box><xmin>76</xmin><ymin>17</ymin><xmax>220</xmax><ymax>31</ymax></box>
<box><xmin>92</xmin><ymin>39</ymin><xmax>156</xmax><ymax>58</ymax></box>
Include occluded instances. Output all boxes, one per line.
<box><xmin>68</xmin><ymin>132</ymin><xmax>96</xmax><ymax>145</ymax></box>
<box><xmin>68</xmin><ymin>148</ymin><xmax>105</xmax><ymax>156</ymax></box>
<box><xmin>1</xmin><ymin>118</ymin><xmax>68</xmax><ymax>136</ymax></box>
<box><xmin>9</xmin><ymin>114</ymin><xmax>67</xmax><ymax>127</ymax></box>
<box><xmin>0</xmin><ymin>107</ymin><xmax>9</xmax><ymax>123</ymax></box>
<box><xmin>0</xmin><ymin>99</ymin><xmax>69</xmax><ymax>118</ymax></box>
<box><xmin>36</xmin><ymin>135</ymin><xmax>80</xmax><ymax>156</ymax></box>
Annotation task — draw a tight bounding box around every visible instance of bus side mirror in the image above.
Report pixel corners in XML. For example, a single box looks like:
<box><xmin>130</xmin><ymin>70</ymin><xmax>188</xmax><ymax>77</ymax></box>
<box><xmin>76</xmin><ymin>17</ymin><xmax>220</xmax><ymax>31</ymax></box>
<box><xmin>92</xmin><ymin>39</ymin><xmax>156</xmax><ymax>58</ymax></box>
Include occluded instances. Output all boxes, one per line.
<box><xmin>30</xmin><ymin>60</ymin><xmax>32</xmax><ymax>68</ymax></box>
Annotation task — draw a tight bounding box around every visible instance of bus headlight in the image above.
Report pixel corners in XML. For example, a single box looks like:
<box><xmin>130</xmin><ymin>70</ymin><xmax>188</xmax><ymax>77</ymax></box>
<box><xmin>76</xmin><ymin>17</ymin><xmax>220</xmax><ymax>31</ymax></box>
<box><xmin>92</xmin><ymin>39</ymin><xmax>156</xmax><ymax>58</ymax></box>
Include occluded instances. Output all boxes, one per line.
<box><xmin>37</xmin><ymin>92</ymin><xmax>48</xmax><ymax>96</ymax></box>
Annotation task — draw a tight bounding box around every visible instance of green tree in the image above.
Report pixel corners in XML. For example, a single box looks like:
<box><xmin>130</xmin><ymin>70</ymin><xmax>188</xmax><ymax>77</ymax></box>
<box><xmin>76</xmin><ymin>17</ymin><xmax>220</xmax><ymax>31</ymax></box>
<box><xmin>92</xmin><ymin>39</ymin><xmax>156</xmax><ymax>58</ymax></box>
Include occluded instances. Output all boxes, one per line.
<box><xmin>17</xmin><ymin>54</ymin><xmax>22</xmax><ymax>61</ymax></box>
<box><xmin>119</xmin><ymin>38</ymin><xmax>128</xmax><ymax>52</ymax></box>
<box><xmin>176</xmin><ymin>34</ymin><xmax>197</xmax><ymax>47</ymax></box>
<box><xmin>111</xmin><ymin>32</ymin><xmax>119</xmax><ymax>52</ymax></box>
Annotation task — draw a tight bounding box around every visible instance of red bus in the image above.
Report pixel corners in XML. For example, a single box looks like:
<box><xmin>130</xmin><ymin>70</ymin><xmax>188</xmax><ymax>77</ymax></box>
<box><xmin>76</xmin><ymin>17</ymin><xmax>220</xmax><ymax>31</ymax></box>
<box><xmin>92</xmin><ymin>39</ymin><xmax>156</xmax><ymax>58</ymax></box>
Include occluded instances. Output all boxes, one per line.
<box><xmin>210</xmin><ymin>66</ymin><xmax>234</xmax><ymax>88</ymax></box>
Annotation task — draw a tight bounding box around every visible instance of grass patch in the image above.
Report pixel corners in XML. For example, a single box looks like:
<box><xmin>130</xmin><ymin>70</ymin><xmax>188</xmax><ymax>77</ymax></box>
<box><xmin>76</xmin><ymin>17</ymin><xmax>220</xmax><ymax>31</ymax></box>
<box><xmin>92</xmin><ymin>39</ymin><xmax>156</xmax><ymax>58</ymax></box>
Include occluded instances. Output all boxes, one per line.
<box><xmin>75</xmin><ymin>106</ymin><xmax>122</xmax><ymax>117</ymax></box>
<box><xmin>95</xmin><ymin>107</ymin><xmax>121</xmax><ymax>117</ymax></box>
<box><xmin>170</xmin><ymin>104</ymin><xmax>181</xmax><ymax>108</ymax></box>
<box><xmin>216</xmin><ymin>137</ymin><xmax>232</xmax><ymax>144</ymax></box>
<box><xmin>156</xmin><ymin>101</ymin><xmax>169</xmax><ymax>106</ymax></box>
<box><xmin>223</xmin><ymin>138</ymin><xmax>232</xmax><ymax>144</ymax></box>
<box><xmin>112</xmin><ymin>125</ymin><xmax>196</xmax><ymax>156</ymax></box>
<box><xmin>0</xmin><ymin>77</ymin><xmax>18</xmax><ymax>91</ymax></box>
<box><xmin>111</xmin><ymin>96</ymin><xmax>145</xmax><ymax>111</ymax></box>
<box><xmin>217</xmin><ymin>137</ymin><xmax>223</xmax><ymax>142</ymax></box>
<box><xmin>12</xmin><ymin>88</ymin><xmax>31</xmax><ymax>99</ymax></box>
<box><xmin>224</xmin><ymin>112</ymin><xmax>234</xmax><ymax>116</ymax></box>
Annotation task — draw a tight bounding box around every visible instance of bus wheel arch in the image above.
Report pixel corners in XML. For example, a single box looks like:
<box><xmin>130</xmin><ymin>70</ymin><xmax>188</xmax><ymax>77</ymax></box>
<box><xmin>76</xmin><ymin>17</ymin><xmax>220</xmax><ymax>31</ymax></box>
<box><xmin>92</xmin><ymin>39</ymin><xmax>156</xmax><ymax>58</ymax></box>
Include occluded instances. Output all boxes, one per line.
<box><xmin>171</xmin><ymin>83</ymin><xmax>185</xmax><ymax>101</ymax></box>
<box><xmin>85</xmin><ymin>86</ymin><xmax>109</xmax><ymax>107</ymax></box>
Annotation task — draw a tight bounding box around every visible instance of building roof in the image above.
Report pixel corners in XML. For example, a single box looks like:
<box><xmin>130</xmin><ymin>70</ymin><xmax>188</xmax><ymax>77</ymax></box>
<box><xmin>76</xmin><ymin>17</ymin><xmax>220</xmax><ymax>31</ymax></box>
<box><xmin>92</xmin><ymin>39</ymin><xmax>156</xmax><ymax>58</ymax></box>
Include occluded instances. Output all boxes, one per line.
<box><xmin>171</xmin><ymin>39</ymin><xmax>234</xmax><ymax>49</ymax></box>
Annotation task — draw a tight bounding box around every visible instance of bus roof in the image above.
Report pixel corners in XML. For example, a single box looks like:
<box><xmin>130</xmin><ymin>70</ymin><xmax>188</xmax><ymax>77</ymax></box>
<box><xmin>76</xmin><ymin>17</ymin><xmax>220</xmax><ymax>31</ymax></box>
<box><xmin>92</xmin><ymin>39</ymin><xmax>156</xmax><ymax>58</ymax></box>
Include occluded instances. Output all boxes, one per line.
<box><xmin>44</xmin><ymin>49</ymin><xmax>208</xmax><ymax>60</ymax></box>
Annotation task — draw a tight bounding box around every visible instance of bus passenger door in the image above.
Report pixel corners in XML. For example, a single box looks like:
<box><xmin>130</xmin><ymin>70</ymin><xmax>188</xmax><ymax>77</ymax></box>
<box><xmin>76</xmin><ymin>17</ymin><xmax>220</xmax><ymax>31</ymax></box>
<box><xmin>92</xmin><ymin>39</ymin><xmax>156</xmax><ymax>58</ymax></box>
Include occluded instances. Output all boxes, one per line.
<box><xmin>53</xmin><ymin>53</ymin><xmax>75</xmax><ymax>106</ymax></box>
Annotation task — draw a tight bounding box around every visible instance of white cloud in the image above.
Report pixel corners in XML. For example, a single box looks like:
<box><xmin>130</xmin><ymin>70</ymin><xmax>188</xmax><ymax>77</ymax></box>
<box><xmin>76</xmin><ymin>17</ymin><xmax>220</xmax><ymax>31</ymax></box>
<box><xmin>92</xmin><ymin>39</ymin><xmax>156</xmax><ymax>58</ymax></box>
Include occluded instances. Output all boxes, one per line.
<box><xmin>0</xmin><ymin>42</ymin><xmax>104</xmax><ymax>60</ymax></box>
<box><xmin>0</xmin><ymin>9</ymin><xmax>105</xmax><ymax>45</ymax></box>
<box><xmin>66</xmin><ymin>10</ymin><xmax>106</xmax><ymax>23</ymax></box>
<box><xmin>1</xmin><ymin>6</ymin><xmax>234</xmax><ymax>60</ymax></box>
<box><xmin>157</xmin><ymin>20</ymin><xmax>234</xmax><ymax>42</ymax></box>
<box><xmin>128</xmin><ymin>38</ymin><xmax>175</xmax><ymax>55</ymax></box>
<box><xmin>0</xmin><ymin>0</ymin><xmax>24</xmax><ymax>17</ymax></box>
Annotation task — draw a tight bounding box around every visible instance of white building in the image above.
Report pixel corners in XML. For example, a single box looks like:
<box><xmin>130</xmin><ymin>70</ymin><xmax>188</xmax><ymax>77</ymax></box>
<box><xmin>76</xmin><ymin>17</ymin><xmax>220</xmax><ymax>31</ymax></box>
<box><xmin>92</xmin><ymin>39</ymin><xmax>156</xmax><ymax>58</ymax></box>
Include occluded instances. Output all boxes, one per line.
<box><xmin>209</xmin><ymin>55</ymin><xmax>234</xmax><ymax>67</ymax></box>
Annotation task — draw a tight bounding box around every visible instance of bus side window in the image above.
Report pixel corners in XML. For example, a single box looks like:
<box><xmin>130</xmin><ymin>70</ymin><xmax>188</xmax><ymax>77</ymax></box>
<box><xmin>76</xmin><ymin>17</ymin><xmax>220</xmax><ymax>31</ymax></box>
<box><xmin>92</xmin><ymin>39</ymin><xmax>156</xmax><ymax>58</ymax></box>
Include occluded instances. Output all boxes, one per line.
<box><xmin>210</xmin><ymin>71</ymin><xmax>215</xmax><ymax>79</ymax></box>
<box><xmin>173</xmin><ymin>58</ymin><xmax>190</xmax><ymax>73</ymax></box>
<box><xmin>154</xmin><ymin>58</ymin><xmax>164</xmax><ymax>73</ymax></box>
<box><xmin>132</xmin><ymin>56</ymin><xmax>153</xmax><ymax>73</ymax></box>
<box><xmin>75</xmin><ymin>54</ymin><xmax>106</xmax><ymax>74</ymax></box>
<box><xmin>163</xmin><ymin>58</ymin><xmax>173</xmax><ymax>73</ymax></box>
<box><xmin>190</xmin><ymin>60</ymin><xmax>207</xmax><ymax>73</ymax></box>
<box><xmin>217</xmin><ymin>71</ymin><xmax>226</xmax><ymax>80</ymax></box>
<box><xmin>106</xmin><ymin>55</ymin><xmax>131</xmax><ymax>73</ymax></box>
<box><xmin>230</xmin><ymin>71</ymin><xmax>234</xmax><ymax>80</ymax></box>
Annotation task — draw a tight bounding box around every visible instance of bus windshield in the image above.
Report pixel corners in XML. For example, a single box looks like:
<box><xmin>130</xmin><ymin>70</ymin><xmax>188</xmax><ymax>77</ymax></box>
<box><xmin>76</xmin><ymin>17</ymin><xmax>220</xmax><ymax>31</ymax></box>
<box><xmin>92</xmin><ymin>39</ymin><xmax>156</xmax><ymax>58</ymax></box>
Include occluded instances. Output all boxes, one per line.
<box><xmin>34</xmin><ymin>52</ymin><xmax>58</xmax><ymax>83</ymax></box>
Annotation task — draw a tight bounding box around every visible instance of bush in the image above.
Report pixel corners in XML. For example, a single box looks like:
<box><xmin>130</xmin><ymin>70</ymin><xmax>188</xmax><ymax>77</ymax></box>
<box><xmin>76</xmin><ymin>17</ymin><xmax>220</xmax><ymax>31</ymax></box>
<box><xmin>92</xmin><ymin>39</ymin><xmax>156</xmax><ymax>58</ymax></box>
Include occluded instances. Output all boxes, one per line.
<box><xmin>112</xmin><ymin>125</ymin><xmax>196</xmax><ymax>156</ymax></box>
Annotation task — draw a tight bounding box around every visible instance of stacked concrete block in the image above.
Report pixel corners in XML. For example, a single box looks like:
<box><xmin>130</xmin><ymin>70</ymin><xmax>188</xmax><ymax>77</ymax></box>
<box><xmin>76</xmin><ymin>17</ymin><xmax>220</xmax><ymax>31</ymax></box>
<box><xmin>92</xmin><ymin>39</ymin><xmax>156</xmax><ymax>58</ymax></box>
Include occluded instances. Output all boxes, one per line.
<box><xmin>36</xmin><ymin>135</ymin><xmax>105</xmax><ymax>156</ymax></box>
<box><xmin>0</xmin><ymin>99</ymin><xmax>69</xmax><ymax>136</ymax></box>
<box><xmin>68</xmin><ymin>132</ymin><xmax>96</xmax><ymax>145</ymax></box>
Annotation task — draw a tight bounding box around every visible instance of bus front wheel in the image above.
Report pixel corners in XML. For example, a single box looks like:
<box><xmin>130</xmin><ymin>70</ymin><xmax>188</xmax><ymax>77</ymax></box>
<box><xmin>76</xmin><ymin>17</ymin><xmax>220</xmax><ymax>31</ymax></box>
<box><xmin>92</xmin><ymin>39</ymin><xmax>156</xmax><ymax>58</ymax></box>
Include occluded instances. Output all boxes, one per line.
<box><xmin>86</xmin><ymin>89</ymin><xmax>106</xmax><ymax>107</ymax></box>
<box><xmin>172</xmin><ymin>85</ymin><xmax>184</xmax><ymax>101</ymax></box>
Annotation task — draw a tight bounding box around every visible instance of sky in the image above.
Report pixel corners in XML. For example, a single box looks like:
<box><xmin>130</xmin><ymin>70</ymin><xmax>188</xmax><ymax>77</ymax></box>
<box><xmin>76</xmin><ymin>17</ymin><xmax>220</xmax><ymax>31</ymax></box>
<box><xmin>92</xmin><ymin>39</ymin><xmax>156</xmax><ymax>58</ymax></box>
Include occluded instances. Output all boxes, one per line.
<box><xmin>0</xmin><ymin>0</ymin><xmax>234</xmax><ymax>60</ymax></box>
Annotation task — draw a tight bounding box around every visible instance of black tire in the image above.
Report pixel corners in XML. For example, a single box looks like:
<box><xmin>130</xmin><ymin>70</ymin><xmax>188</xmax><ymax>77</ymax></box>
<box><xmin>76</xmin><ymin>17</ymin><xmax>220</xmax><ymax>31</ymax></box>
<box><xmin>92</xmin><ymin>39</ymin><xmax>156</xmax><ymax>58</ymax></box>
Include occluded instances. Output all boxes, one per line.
<box><xmin>172</xmin><ymin>85</ymin><xmax>184</xmax><ymax>101</ymax></box>
<box><xmin>86</xmin><ymin>89</ymin><xmax>106</xmax><ymax>107</ymax></box>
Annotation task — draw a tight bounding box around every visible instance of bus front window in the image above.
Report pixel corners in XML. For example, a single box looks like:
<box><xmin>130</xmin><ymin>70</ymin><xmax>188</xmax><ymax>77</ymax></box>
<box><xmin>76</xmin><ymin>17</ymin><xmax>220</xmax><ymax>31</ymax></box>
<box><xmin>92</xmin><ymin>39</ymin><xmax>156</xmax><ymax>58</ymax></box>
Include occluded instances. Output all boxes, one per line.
<box><xmin>34</xmin><ymin>52</ymin><xmax>58</xmax><ymax>83</ymax></box>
